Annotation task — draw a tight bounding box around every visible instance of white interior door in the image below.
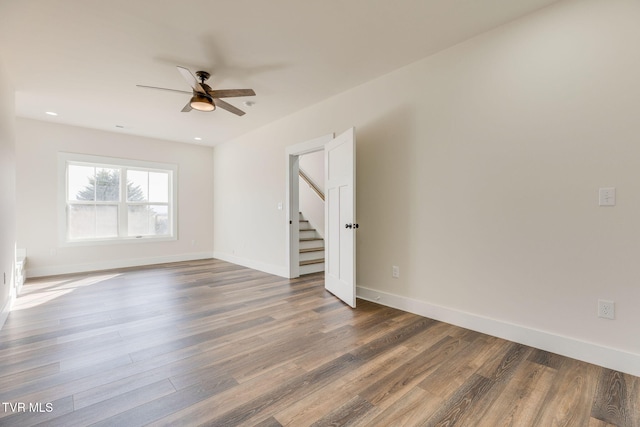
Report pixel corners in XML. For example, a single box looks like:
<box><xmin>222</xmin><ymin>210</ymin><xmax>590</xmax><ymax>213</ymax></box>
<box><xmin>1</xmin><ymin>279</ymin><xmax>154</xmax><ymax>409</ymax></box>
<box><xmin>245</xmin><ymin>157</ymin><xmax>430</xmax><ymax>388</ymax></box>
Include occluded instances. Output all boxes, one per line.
<box><xmin>324</xmin><ymin>127</ymin><xmax>356</xmax><ymax>307</ymax></box>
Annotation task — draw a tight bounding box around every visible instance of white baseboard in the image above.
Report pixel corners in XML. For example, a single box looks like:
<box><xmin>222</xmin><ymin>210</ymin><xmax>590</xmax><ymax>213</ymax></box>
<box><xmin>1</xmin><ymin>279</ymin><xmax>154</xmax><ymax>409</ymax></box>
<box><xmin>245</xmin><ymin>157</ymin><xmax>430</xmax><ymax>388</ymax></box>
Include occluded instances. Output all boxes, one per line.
<box><xmin>357</xmin><ymin>286</ymin><xmax>640</xmax><ymax>377</ymax></box>
<box><xmin>0</xmin><ymin>291</ymin><xmax>15</xmax><ymax>330</ymax></box>
<box><xmin>26</xmin><ymin>252</ymin><xmax>215</xmax><ymax>278</ymax></box>
<box><xmin>213</xmin><ymin>252</ymin><xmax>288</xmax><ymax>278</ymax></box>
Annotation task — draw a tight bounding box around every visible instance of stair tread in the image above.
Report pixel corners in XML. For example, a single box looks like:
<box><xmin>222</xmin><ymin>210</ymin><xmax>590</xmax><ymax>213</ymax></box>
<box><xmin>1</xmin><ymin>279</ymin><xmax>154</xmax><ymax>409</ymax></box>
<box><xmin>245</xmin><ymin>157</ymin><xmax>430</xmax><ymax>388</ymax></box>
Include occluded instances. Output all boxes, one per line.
<box><xmin>300</xmin><ymin>247</ymin><xmax>324</xmax><ymax>253</ymax></box>
<box><xmin>300</xmin><ymin>237</ymin><xmax>323</xmax><ymax>242</ymax></box>
<box><xmin>300</xmin><ymin>258</ymin><xmax>324</xmax><ymax>266</ymax></box>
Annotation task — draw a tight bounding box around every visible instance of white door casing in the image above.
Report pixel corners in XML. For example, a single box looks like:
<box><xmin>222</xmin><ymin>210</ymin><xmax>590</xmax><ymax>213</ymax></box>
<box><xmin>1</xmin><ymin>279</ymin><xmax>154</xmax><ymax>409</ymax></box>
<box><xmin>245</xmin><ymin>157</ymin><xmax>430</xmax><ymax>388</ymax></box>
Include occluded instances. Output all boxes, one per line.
<box><xmin>324</xmin><ymin>127</ymin><xmax>356</xmax><ymax>307</ymax></box>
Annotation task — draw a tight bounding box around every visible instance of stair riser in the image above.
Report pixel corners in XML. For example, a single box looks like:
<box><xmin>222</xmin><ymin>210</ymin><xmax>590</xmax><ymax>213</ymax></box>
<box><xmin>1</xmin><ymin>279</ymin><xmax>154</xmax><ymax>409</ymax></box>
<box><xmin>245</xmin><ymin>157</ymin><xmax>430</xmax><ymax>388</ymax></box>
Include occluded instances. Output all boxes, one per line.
<box><xmin>299</xmin><ymin>229</ymin><xmax>318</xmax><ymax>239</ymax></box>
<box><xmin>299</xmin><ymin>240</ymin><xmax>324</xmax><ymax>250</ymax></box>
<box><xmin>300</xmin><ymin>262</ymin><xmax>324</xmax><ymax>275</ymax></box>
<box><xmin>299</xmin><ymin>251</ymin><xmax>324</xmax><ymax>262</ymax></box>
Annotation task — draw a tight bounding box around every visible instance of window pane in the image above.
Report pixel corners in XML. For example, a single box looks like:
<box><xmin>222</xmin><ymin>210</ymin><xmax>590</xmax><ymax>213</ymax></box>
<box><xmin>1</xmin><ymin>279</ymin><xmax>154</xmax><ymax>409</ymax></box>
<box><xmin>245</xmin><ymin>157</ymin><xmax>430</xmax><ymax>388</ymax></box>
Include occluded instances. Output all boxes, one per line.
<box><xmin>68</xmin><ymin>165</ymin><xmax>120</xmax><ymax>202</ymax></box>
<box><xmin>149</xmin><ymin>172</ymin><xmax>168</xmax><ymax>202</ymax></box>
<box><xmin>68</xmin><ymin>165</ymin><xmax>96</xmax><ymax>201</ymax></box>
<box><xmin>128</xmin><ymin>205</ymin><xmax>169</xmax><ymax>236</ymax></box>
<box><xmin>95</xmin><ymin>205</ymin><xmax>119</xmax><ymax>237</ymax></box>
<box><xmin>67</xmin><ymin>204</ymin><xmax>118</xmax><ymax>239</ymax></box>
<box><xmin>127</xmin><ymin>170</ymin><xmax>148</xmax><ymax>202</ymax></box>
<box><xmin>95</xmin><ymin>168</ymin><xmax>120</xmax><ymax>201</ymax></box>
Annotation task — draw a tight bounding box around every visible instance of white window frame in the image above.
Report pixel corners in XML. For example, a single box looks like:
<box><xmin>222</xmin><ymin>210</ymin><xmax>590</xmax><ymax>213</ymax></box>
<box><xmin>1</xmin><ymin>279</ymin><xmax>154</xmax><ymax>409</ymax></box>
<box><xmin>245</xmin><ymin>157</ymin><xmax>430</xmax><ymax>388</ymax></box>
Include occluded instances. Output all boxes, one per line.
<box><xmin>58</xmin><ymin>152</ymin><xmax>178</xmax><ymax>246</ymax></box>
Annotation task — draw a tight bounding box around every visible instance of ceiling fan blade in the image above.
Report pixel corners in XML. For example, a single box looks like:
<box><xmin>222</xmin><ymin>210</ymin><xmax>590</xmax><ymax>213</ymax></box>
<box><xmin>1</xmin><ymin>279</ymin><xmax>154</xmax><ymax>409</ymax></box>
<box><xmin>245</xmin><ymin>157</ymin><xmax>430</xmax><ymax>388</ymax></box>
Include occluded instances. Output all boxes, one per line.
<box><xmin>177</xmin><ymin>66</ymin><xmax>205</xmax><ymax>93</ymax></box>
<box><xmin>209</xmin><ymin>89</ymin><xmax>256</xmax><ymax>99</ymax></box>
<box><xmin>181</xmin><ymin>102</ymin><xmax>192</xmax><ymax>112</ymax></box>
<box><xmin>136</xmin><ymin>85</ymin><xmax>191</xmax><ymax>95</ymax></box>
<box><xmin>214</xmin><ymin>99</ymin><xmax>246</xmax><ymax>116</ymax></box>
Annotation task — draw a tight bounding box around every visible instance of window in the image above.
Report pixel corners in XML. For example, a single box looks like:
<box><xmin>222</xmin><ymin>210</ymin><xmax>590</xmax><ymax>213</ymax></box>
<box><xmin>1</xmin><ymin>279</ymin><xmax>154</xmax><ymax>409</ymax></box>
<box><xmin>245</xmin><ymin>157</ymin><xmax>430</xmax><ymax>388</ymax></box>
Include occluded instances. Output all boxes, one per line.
<box><xmin>59</xmin><ymin>153</ymin><xmax>177</xmax><ymax>244</ymax></box>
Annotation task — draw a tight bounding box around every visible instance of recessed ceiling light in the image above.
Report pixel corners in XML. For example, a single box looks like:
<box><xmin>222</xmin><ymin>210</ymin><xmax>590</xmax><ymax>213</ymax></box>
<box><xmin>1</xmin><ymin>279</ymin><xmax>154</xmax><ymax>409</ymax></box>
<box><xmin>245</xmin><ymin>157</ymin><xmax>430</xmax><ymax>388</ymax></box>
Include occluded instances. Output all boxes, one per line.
<box><xmin>45</xmin><ymin>111</ymin><xmax>58</xmax><ymax>116</ymax></box>
<box><xmin>194</xmin><ymin>137</ymin><xmax>202</xmax><ymax>141</ymax></box>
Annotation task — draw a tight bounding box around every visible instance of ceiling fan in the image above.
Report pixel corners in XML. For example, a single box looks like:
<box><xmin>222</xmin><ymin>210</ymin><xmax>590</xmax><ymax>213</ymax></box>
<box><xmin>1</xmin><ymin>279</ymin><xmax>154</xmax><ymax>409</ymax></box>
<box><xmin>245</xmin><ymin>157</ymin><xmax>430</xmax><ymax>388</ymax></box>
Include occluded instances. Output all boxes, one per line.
<box><xmin>137</xmin><ymin>66</ymin><xmax>256</xmax><ymax>116</ymax></box>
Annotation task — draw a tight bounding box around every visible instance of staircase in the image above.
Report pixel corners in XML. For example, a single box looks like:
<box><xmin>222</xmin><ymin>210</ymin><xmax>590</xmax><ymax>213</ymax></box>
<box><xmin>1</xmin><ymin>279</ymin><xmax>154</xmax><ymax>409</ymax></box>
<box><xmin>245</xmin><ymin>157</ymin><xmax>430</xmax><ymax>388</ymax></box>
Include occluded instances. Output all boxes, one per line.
<box><xmin>299</xmin><ymin>212</ymin><xmax>324</xmax><ymax>275</ymax></box>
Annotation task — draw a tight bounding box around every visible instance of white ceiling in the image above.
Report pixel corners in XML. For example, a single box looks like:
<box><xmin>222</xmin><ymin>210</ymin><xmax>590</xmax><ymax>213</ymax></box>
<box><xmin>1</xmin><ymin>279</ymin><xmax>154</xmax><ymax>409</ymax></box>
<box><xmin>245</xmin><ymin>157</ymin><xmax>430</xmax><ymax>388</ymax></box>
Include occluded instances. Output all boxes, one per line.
<box><xmin>0</xmin><ymin>0</ymin><xmax>560</xmax><ymax>146</ymax></box>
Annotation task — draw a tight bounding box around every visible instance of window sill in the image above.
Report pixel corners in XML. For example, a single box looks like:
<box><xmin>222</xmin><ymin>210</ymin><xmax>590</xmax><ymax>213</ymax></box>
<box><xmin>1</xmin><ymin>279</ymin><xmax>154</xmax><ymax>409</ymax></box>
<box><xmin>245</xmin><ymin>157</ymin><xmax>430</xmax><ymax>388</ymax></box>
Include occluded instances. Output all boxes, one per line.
<box><xmin>59</xmin><ymin>235</ymin><xmax>177</xmax><ymax>247</ymax></box>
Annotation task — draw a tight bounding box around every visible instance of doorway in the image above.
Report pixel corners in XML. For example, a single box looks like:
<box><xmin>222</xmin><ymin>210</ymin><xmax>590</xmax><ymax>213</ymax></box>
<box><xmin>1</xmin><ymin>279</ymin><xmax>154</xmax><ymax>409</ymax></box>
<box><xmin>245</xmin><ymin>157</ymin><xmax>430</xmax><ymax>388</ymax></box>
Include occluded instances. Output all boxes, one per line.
<box><xmin>285</xmin><ymin>128</ymin><xmax>357</xmax><ymax>307</ymax></box>
<box><xmin>297</xmin><ymin>151</ymin><xmax>325</xmax><ymax>275</ymax></box>
<box><xmin>285</xmin><ymin>134</ymin><xmax>333</xmax><ymax>279</ymax></box>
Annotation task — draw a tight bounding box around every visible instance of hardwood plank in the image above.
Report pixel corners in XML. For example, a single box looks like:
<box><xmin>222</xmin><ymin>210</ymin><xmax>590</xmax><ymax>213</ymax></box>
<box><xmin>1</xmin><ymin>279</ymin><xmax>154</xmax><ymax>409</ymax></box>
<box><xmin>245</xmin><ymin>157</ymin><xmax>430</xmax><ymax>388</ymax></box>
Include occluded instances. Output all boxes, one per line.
<box><xmin>589</xmin><ymin>418</ymin><xmax>619</xmax><ymax>427</ymax></box>
<box><xmin>309</xmin><ymin>395</ymin><xmax>373</xmax><ymax>427</ymax></box>
<box><xmin>127</xmin><ymin>316</ymin><xmax>273</xmax><ymax>362</ymax></box>
<box><xmin>528</xmin><ymin>347</ymin><xmax>566</xmax><ymax>370</ymax></box>
<box><xmin>150</xmin><ymin>364</ymin><xmax>307</xmax><ymax>426</ymax></box>
<box><xmin>423</xmin><ymin>373</ymin><xmax>494</xmax><ymax>426</ymax></box>
<box><xmin>275</xmin><ymin>345</ymin><xmax>416</xmax><ymax>426</ymax></box>
<box><xmin>204</xmin><ymin>353</ymin><xmax>361</xmax><ymax>426</ymax></box>
<box><xmin>253</xmin><ymin>416</ymin><xmax>284</xmax><ymax>427</ymax></box>
<box><xmin>418</xmin><ymin>335</ymin><xmax>508</xmax><ymax>399</ymax></box>
<box><xmin>533</xmin><ymin>359</ymin><xmax>600</xmax><ymax>426</ymax></box>
<box><xmin>591</xmin><ymin>369</ymin><xmax>636</xmax><ymax>427</ymax></box>
<box><xmin>292</xmin><ymin>322</ymin><xmax>396</xmax><ymax>372</ymax></box>
<box><xmin>0</xmin><ymin>354</ymin><xmax>134</xmax><ymax>406</ymax></box>
<box><xmin>363</xmin><ymin>387</ymin><xmax>442</xmax><ymax>426</ymax></box>
<box><xmin>73</xmin><ymin>369</ymin><xmax>177</xmax><ymax>410</ymax></box>
<box><xmin>359</xmin><ymin>335</ymin><xmax>468</xmax><ymax>406</ymax></box>
<box><xmin>350</xmin><ymin>316</ymin><xmax>436</xmax><ymax>362</ymax></box>
<box><xmin>0</xmin><ymin>362</ymin><xmax>60</xmax><ymax>388</ymax></box>
<box><xmin>450</xmin><ymin>343</ymin><xmax>532</xmax><ymax>424</ymax></box>
<box><xmin>88</xmin><ymin>376</ymin><xmax>237</xmax><ymax>427</ymax></box>
<box><xmin>477</xmin><ymin>360</ymin><xmax>556</xmax><ymax>426</ymax></box>
<box><xmin>43</xmin><ymin>379</ymin><xmax>176</xmax><ymax>427</ymax></box>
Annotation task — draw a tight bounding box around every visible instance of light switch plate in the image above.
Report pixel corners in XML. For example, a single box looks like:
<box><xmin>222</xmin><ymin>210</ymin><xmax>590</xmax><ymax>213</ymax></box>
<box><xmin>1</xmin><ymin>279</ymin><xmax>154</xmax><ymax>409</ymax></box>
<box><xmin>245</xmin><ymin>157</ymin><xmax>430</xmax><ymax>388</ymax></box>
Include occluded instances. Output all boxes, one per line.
<box><xmin>598</xmin><ymin>187</ymin><xmax>616</xmax><ymax>206</ymax></box>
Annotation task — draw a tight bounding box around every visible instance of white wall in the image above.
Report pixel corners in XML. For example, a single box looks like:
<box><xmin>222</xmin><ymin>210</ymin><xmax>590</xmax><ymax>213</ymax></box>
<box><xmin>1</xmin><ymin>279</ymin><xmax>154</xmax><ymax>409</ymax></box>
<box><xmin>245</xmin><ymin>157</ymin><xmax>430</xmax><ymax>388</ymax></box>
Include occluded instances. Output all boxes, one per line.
<box><xmin>16</xmin><ymin>119</ymin><xmax>214</xmax><ymax>277</ymax></box>
<box><xmin>0</xmin><ymin>57</ymin><xmax>16</xmax><ymax>327</ymax></box>
<box><xmin>299</xmin><ymin>151</ymin><xmax>325</xmax><ymax>237</ymax></box>
<box><xmin>213</xmin><ymin>0</ymin><xmax>640</xmax><ymax>375</ymax></box>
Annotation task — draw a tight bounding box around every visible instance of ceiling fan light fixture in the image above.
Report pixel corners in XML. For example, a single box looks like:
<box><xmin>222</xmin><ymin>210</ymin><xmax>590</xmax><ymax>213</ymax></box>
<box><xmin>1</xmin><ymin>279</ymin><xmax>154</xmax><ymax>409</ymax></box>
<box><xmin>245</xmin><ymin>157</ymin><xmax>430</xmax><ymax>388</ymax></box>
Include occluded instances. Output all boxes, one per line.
<box><xmin>190</xmin><ymin>94</ymin><xmax>215</xmax><ymax>112</ymax></box>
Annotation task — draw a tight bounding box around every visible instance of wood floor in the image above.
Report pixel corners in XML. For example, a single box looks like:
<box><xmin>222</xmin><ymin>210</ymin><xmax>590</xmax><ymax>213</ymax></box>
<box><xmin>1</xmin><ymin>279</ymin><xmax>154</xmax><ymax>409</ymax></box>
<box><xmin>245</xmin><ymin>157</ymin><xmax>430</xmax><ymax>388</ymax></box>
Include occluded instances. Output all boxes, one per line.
<box><xmin>0</xmin><ymin>259</ymin><xmax>638</xmax><ymax>426</ymax></box>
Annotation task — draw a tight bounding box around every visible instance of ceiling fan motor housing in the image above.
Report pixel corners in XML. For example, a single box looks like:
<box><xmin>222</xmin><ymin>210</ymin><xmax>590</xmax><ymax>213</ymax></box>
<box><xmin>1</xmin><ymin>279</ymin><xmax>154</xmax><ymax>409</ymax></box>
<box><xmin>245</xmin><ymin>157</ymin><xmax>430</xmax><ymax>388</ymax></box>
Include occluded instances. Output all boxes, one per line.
<box><xmin>195</xmin><ymin>71</ymin><xmax>211</xmax><ymax>83</ymax></box>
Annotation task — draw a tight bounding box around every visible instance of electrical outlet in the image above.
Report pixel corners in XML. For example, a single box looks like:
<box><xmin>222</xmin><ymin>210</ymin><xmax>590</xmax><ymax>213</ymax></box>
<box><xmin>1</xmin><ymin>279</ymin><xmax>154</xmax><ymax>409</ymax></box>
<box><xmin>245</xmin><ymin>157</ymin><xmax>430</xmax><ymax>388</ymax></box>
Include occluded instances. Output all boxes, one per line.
<box><xmin>392</xmin><ymin>265</ymin><xmax>400</xmax><ymax>278</ymax></box>
<box><xmin>598</xmin><ymin>300</ymin><xmax>615</xmax><ymax>319</ymax></box>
